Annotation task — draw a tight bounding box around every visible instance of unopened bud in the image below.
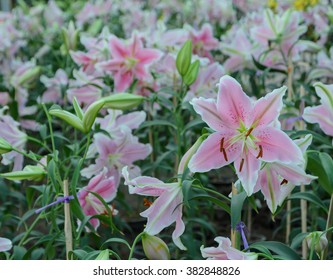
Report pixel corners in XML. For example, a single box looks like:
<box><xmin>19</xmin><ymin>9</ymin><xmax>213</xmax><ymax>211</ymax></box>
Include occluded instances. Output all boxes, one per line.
<box><xmin>0</xmin><ymin>138</ymin><xmax>12</xmax><ymax>154</ymax></box>
<box><xmin>176</xmin><ymin>40</ymin><xmax>192</xmax><ymax>77</ymax></box>
<box><xmin>142</xmin><ymin>233</ymin><xmax>170</xmax><ymax>260</ymax></box>
<box><xmin>183</xmin><ymin>60</ymin><xmax>200</xmax><ymax>86</ymax></box>
<box><xmin>305</xmin><ymin>231</ymin><xmax>328</xmax><ymax>255</ymax></box>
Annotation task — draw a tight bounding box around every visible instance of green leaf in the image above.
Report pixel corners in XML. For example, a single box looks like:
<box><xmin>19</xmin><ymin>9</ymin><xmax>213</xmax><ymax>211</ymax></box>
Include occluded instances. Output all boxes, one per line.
<box><xmin>72</xmin><ymin>97</ymin><xmax>84</xmax><ymax>120</ymax></box>
<box><xmin>289</xmin><ymin>192</ymin><xmax>328</xmax><ymax>213</ymax></box>
<box><xmin>138</xmin><ymin>120</ymin><xmax>177</xmax><ymax>130</ymax></box>
<box><xmin>307</xmin><ymin>151</ymin><xmax>333</xmax><ymax>195</ymax></box>
<box><xmin>190</xmin><ymin>194</ymin><xmax>230</xmax><ymax>214</ymax></box>
<box><xmin>251</xmin><ymin>241</ymin><xmax>301</xmax><ymax>260</ymax></box>
<box><xmin>231</xmin><ymin>191</ymin><xmax>247</xmax><ymax>229</ymax></box>
<box><xmin>101</xmin><ymin>238</ymin><xmax>131</xmax><ymax>250</ymax></box>
<box><xmin>290</xmin><ymin>232</ymin><xmax>309</xmax><ymax>250</ymax></box>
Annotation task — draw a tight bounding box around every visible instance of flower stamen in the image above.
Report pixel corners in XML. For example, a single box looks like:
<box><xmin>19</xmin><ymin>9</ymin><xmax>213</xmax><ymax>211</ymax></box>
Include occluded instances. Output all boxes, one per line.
<box><xmin>239</xmin><ymin>158</ymin><xmax>245</xmax><ymax>172</ymax></box>
<box><xmin>245</xmin><ymin>127</ymin><xmax>254</xmax><ymax>137</ymax></box>
<box><xmin>280</xmin><ymin>179</ymin><xmax>288</xmax><ymax>185</ymax></box>
<box><xmin>143</xmin><ymin>198</ymin><xmax>153</xmax><ymax>207</ymax></box>
<box><xmin>256</xmin><ymin>145</ymin><xmax>263</xmax><ymax>159</ymax></box>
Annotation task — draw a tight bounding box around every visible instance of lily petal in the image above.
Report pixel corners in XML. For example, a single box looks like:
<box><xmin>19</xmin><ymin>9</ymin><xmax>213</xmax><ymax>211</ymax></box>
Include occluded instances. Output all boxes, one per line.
<box><xmin>217</xmin><ymin>75</ymin><xmax>253</xmax><ymax>129</ymax></box>
<box><xmin>253</xmin><ymin>127</ymin><xmax>303</xmax><ymax>163</ymax></box>
<box><xmin>188</xmin><ymin>132</ymin><xmax>241</xmax><ymax>173</ymax></box>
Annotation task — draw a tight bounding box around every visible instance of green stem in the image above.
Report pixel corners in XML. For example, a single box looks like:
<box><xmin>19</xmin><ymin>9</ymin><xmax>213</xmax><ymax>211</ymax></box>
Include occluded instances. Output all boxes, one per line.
<box><xmin>323</xmin><ymin>194</ymin><xmax>333</xmax><ymax>259</ymax></box>
<box><xmin>42</xmin><ymin>103</ymin><xmax>57</xmax><ymax>162</ymax></box>
<box><xmin>17</xmin><ymin>214</ymin><xmax>42</xmax><ymax>248</ymax></box>
<box><xmin>27</xmin><ymin>136</ymin><xmax>52</xmax><ymax>153</ymax></box>
<box><xmin>12</xmin><ymin>147</ymin><xmax>46</xmax><ymax>168</ymax></box>
<box><xmin>128</xmin><ymin>232</ymin><xmax>145</xmax><ymax>260</ymax></box>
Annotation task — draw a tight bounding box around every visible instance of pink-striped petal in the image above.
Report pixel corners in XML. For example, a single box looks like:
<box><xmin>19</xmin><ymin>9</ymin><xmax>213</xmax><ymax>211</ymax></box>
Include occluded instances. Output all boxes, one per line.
<box><xmin>252</xmin><ymin>86</ymin><xmax>286</xmax><ymax>127</ymax></box>
<box><xmin>303</xmin><ymin>105</ymin><xmax>333</xmax><ymax>137</ymax></box>
<box><xmin>234</xmin><ymin>152</ymin><xmax>260</xmax><ymax>195</ymax></box>
<box><xmin>188</xmin><ymin>132</ymin><xmax>241</xmax><ymax>173</ymax></box>
<box><xmin>253</xmin><ymin>127</ymin><xmax>303</xmax><ymax>163</ymax></box>
<box><xmin>216</xmin><ymin>76</ymin><xmax>253</xmax><ymax>129</ymax></box>
<box><xmin>190</xmin><ymin>97</ymin><xmax>224</xmax><ymax>131</ymax></box>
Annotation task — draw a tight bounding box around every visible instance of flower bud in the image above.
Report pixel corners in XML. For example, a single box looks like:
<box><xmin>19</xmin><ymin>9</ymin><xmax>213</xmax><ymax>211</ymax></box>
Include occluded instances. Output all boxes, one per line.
<box><xmin>305</xmin><ymin>231</ymin><xmax>328</xmax><ymax>255</ymax></box>
<box><xmin>16</xmin><ymin>66</ymin><xmax>41</xmax><ymax>87</ymax></box>
<box><xmin>82</xmin><ymin>99</ymin><xmax>105</xmax><ymax>133</ymax></box>
<box><xmin>49</xmin><ymin>107</ymin><xmax>85</xmax><ymax>133</ymax></box>
<box><xmin>183</xmin><ymin>60</ymin><xmax>200</xmax><ymax>86</ymax></box>
<box><xmin>0</xmin><ymin>138</ymin><xmax>12</xmax><ymax>154</ymax></box>
<box><xmin>142</xmin><ymin>233</ymin><xmax>170</xmax><ymax>260</ymax></box>
<box><xmin>0</xmin><ymin>237</ymin><xmax>12</xmax><ymax>252</ymax></box>
<box><xmin>0</xmin><ymin>165</ymin><xmax>46</xmax><ymax>181</ymax></box>
<box><xmin>176</xmin><ymin>40</ymin><xmax>192</xmax><ymax>77</ymax></box>
<box><xmin>61</xmin><ymin>21</ymin><xmax>80</xmax><ymax>53</ymax></box>
<box><xmin>101</xmin><ymin>93</ymin><xmax>144</xmax><ymax>110</ymax></box>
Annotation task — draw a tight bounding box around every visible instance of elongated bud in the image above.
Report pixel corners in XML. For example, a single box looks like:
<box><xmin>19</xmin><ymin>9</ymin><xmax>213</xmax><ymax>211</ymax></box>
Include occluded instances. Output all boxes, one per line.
<box><xmin>101</xmin><ymin>93</ymin><xmax>144</xmax><ymax>110</ymax></box>
<box><xmin>305</xmin><ymin>231</ymin><xmax>328</xmax><ymax>256</ymax></box>
<box><xmin>95</xmin><ymin>249</ymin><xmax>111</xmax><ymax>260</ymax></box>
<box><xmin>142</xmin><ymin>233</ymin><xmax>170</xmax><ymax>260</ymax></box>
<box><xmin>0</xmin><ymin>138</ymin><xmax>13</xmax><ymax>154</ymax></box>
<box><xmin>82</xmin><ymin>99</ymin><xmax>105</xmax><ymax>133</ymax></box>
<box><xmin>0</xmin><ymin>237</ymin><xmax>12</xmax><ymax>252</ymax></box>
<box><xmin>183</xmin><ymin>60</ymin><xmax>200</xmax><ymax>86</ymax></box>
<box><xmin>178</xmin><ymin>134</ymin><xmax>207</xmax><ymax>175</ymax></box>
<box><xmin>49</xmin><ymin>107</ymin><xmax>85</xmax><ymax>133</ymax></box>
<box><xmin>62</xmin><ymin>21</ymin><xmax>80</xmax><ymax>53</ymax></box>
<box><xmin>176</xmin><ymin>40</ymin><xmax>192</xmax><ymax>77</ymax></box>
<box><xmin>17</xmin><ymin>66</ymin><xmax>41</xmax><ymax>86</ymax></box>
<box><xmin>72</xmin><ymin>97</ymin><xmax>84</xmax><ymax>120</ymax></box>
<box><xmin>0</xmin><ymin>165</ymin><xmax>46</xmax><ymax>181</ymax></box>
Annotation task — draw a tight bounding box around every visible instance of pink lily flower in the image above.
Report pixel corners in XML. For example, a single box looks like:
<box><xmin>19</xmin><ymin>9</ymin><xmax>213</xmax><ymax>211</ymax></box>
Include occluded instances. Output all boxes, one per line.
<box><xmin>40</xmin><ymin>69</ymin><xmax>68</xmax><ymax>103</ymax></box>
<box><xmin>97</xmin><ymin>33</ymin><xmax>162</xmax><ymax>92</ymax></box>
<box><xmin>188</xmin><ymin>75</ymin><xmax>303</xmax><ymax>195</ymax></box>
<box><xmin>122</xmin><ymin>166</ymin><xmax>186</xmax><ymax>250</ymax></box>
<box><xmin>78</xmin><ymin>169</ymin><xmax>117</xmax><ymax>230</ymax></box>
<box><xmin>254</xmin><ymin>134</ymin><xmax>317</xmax><ymax>213</ymax></box>
<box><xmin>186</xmin><ymin>23</ymin><xmax>219</xmax><ymax>60</ymax></box>
<box><xmin>0</xmin><ymin>107</ymin><xmax>27</xmax><ymax>171</ymax></box>
<box><xmin>303</xmin><ymin>82</ymin><xmax>333</xmax><ymax>139</ymax></box>
<box><xmin>81</xmin><ymin>131</ymin><xmax>151</xmax><ymax>187</ymax></box>
<box><xmin>67</xmin><ymin>69</ymin><xmax>105</xmax><ymax>106</ymax></box>
<box><xmin>201</xmin><ymin>237</ymin><xmax>257</xmax><ymax>260</ymax></box>
<box><xmin>0</xmin><ymin>237</ymin><xmax>12</xmax><ymax>252</ymax></box>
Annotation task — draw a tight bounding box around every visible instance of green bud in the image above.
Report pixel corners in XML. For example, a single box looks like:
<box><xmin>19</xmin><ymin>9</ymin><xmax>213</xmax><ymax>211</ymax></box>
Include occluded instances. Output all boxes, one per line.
<box><xmin>178</xmin><ymin>133</ymin><xmax>208</xmax><ymax>175</ymax></box>
<box><xmin>0</xmin><ymin>138</ymin><xmax>13</xmax><ymax>154</ymax></box>
<box><xmin>61</xmin><ymin>21</ymin><xmax>80</xmax><ymax>53</ymax></box>
<box><xmin>101</xmin><ymin>93</ymin><xmax>144</xmax><ymax>110</ymax></box>
<box><xmin>82</xmin><ymin>99</ymin><xmax>105</xmax><ymax>133</ymax></box>
<box><xmin>95</xmin><ymin>249</ymin><xmax>110</xmax><ymax>260</ymax></box>
<box><xmin>72</xmin><ymin>97</ymin><xmax>84</xmax><ymax>120</ymax></box>
<box><xmin>49</xmin><ymin>108</ymin><xmax>85</xmax><ymax>133</ymax></box>
<box><xmin>1</xmin><ymin>165</ymin><xmax>46</xmax><ymax>181</ymax></box>
<box><xmin>176</xmin><ymin>40</ymin><xmax>192</xmax><ymax>76</ymax></box>
<box><xmin>305</xmin><ymin>231</ymin><xmax>328</xmax><ymax>256</ymax></box>
<box><xmin>17</xmin><ymin>66</ymin><xmax>41</xmax><ymax>86</ymax></box>
<box><xmin>142</xmin><ymin>233</ymin><xmax>170</xmax><ymax>260</ymax></box>
<box><xmin>183</xmin><ymin>60</ymin><xmax>200</xmax><ymax>86</ymax></box>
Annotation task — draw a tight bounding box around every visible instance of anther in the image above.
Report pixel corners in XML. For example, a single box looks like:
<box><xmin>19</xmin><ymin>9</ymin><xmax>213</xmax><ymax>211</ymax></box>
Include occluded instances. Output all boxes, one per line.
<box><xmin>239</xmin><ymin>158</ymin><xmax>245</xmax><ymax>172</ymax></box>
<box><xmin>245</xmin><ymin>127</ymin><xmax>254</xmax><ymax>137</ymax></box>
<box><xmin>280</xmin><ymin>179</ymin><xmax>288</xmax><ymax>185</ymax></box>
<box><xmin>143</xmin><ymin>198</ymin><xmax>153</xmax><ymax>207</ymax></box>
<box><xmin>220</xmin><ymin>138</ymin><xmax>224</xmax><ymax>152</ymax></box>
<box><xmin>256</xmin><ymin>145</ymin><xmax>263</xmax><ymax>159</ymax></box>
<box><xmin>222</xmin><ymin>148</ymin><xmax>228</xmax><ymax>161</ymax></box>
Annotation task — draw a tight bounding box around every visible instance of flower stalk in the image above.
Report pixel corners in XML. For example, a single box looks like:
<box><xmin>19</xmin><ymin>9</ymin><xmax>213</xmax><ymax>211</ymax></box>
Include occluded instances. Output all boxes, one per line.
<box><xmin>63</xmin><ymin>180</ymin><xmax>73</xmax><ymax>260</ymax></box>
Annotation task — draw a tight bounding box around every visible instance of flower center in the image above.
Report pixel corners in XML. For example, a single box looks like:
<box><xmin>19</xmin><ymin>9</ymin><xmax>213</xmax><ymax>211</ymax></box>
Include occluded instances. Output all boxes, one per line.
<box><xmin>125</xmin><ymin>57</ymin><xmax>138</xmax><ymax>70</ymax></box>
<box><xmin>219</xmin><ymin>122</ymin><xmax>264</xmax><ymax>171</ymax></box>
